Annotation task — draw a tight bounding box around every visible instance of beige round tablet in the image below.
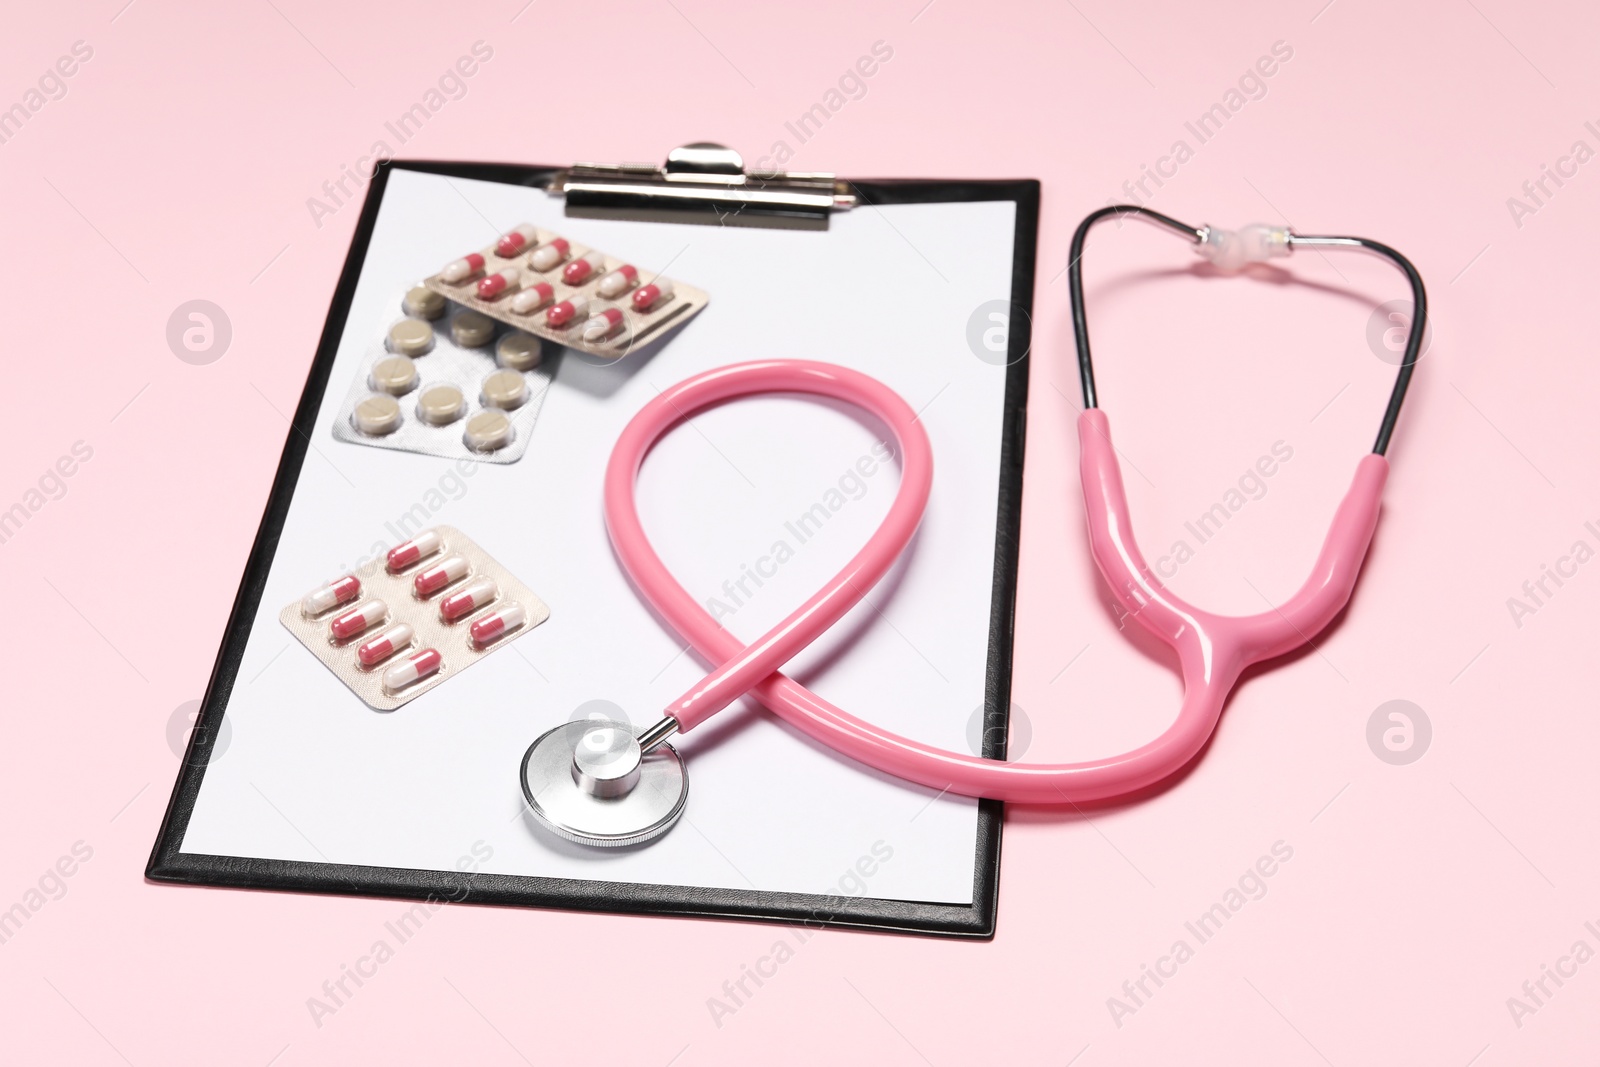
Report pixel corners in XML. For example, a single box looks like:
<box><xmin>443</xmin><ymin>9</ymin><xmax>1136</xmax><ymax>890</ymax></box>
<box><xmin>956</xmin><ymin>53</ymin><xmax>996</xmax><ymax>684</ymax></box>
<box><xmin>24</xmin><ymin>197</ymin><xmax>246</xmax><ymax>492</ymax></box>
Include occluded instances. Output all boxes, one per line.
<box><xmin>369</xmin><ymin>356</ymin><xmax>418</xmax><ymax>395</ymax></box>
<box><xmin>451</xmin><ymin>310</ymin><xmax>495</xmax><ymax>348</ymax></box>
<box><xmin>388</xmin><ymin>318</ymin><xmax>435</xmax><ymax>356</ymax></box>
<box><xmin>353</xmin><ymin>394</ymin><xmax>402</xmax><ymax>436</ymax></box>
<box><xmin>402</xmin><ymin>285</ymin><xmax>446</xmax><ymax>319</ymax></box>
<box><xmin>417</xmin><ymin>384</ymin><xmax>466</xmax><ymax>425</ymax></box>
<box><xmin>464</xmin><ymin>409</ymin><xmax>514</xmax><ymax>452</ymax></box>
<box><xmin>496</xmin><ymin>331</ymin><xmax>543</xmax><ymax>371</ymax></box>
<box><xmin>481</xmin><ymin>368</ymin><xmax>529</xmax><ymax>410</ymax></box>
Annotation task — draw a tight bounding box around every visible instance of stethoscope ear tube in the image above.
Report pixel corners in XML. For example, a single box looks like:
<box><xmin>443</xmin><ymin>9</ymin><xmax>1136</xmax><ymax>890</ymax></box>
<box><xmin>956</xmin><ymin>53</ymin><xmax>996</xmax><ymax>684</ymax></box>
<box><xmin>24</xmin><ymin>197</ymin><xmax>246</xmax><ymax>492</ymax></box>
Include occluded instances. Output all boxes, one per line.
<box><xmin>1066</xmin><ymin>204</ymin><xmax>1427</xmax><ymax>455</ymax></box>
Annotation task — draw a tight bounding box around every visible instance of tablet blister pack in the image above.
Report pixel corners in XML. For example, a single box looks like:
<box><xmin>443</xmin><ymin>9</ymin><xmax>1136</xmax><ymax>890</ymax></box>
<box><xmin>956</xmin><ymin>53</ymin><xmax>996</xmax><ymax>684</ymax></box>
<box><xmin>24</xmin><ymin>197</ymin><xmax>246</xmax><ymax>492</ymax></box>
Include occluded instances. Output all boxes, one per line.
<box><xmin>423</xmin><ymin>224</ymin><xmax>709</xmax><ymax>360</ymax></box>
<box><xmin>280</xmin><ymin>525</ymin><xmax>550</xmax><ymax>711</ymax></box>
<box><xmin>330</xmin><ymin>285</ymin><xmax>555</xmax><ymax>463</ymax></box>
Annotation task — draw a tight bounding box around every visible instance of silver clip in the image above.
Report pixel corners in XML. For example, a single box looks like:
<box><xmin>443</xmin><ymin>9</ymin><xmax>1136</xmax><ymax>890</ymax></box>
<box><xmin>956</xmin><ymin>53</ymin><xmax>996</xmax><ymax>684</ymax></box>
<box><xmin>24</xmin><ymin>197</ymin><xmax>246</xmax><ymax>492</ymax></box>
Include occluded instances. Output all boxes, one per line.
<box><xmin>547</xmin><ymin>142</ymin><xmax>856</xmax><ymax>230</ymax></box>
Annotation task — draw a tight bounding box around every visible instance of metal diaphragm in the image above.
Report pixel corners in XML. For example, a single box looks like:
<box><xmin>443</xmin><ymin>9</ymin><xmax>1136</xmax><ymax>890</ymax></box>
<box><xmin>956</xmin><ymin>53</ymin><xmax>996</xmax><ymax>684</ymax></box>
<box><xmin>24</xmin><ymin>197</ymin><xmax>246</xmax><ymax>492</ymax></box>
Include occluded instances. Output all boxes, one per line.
<box><xmin>520</xmin><ymin>719</ymin><xmax>687</xmax><ymax>847</ymax></box>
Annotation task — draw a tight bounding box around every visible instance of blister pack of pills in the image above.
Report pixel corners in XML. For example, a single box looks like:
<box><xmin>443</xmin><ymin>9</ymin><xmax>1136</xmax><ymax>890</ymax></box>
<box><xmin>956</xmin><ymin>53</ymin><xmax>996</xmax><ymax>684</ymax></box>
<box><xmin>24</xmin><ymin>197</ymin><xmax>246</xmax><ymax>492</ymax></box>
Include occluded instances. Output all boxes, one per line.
<box><xmin>422</xmin><ymin>224</ymin><xmax>709</xmax><ymax>360</ymax></box>
<box><xmin>330</xmin><ymin>285</ymin><xmax>555</xmax><ymax>463</ymax></box>
<box><xmin>280</xmin><ymin>526</ymin><xmax>550</xmax><ymax>711</ymax></box>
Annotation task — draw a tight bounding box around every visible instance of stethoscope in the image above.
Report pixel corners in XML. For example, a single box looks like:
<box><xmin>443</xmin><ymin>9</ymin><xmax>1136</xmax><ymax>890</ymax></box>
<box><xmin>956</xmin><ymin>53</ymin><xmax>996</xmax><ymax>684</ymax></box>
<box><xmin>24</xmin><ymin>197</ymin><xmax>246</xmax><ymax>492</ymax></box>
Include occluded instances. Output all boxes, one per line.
<box><xmin>520</xmin><ymin>205</ymin><xmax>1427</xmax><ymax>847</ymax></box>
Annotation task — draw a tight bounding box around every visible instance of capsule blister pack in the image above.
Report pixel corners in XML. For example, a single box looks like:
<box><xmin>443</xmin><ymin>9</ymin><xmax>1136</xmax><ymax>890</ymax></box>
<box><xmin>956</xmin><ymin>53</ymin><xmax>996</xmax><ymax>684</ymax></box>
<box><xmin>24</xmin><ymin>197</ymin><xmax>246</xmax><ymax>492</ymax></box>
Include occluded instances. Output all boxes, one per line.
<box><xmin>330</xmin><ymin>285</ymin><xmax>555</xmax><ymax>464</ymax></box>
<box><xmin>279</xmin><ymin>526</ymin><xmax>551</xmax><ymax>711</ymax></box>
<box><xmin>422</xmin><ymin>224</ymin><xmax>709</xmax><ymax>360</ymax></box>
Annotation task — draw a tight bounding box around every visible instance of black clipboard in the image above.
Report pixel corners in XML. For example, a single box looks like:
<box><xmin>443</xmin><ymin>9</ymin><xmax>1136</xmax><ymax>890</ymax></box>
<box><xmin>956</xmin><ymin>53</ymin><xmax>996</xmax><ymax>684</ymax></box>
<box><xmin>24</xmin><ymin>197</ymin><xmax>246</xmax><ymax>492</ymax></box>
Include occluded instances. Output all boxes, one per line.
<box><xmin>147</xmin><ymin>148</ymin><xmax>1038</xmax><ymax>939</ymax></box>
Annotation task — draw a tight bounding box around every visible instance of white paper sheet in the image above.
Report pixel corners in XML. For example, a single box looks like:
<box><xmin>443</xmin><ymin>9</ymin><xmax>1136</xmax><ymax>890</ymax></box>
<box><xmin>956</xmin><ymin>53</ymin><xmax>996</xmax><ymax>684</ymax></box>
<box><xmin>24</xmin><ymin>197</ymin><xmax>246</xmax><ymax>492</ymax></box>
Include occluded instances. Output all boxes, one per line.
<box><xmin>180</xmin><ymin>169</ymin><xmax>1018</xmax><ymax>906</ymax></box>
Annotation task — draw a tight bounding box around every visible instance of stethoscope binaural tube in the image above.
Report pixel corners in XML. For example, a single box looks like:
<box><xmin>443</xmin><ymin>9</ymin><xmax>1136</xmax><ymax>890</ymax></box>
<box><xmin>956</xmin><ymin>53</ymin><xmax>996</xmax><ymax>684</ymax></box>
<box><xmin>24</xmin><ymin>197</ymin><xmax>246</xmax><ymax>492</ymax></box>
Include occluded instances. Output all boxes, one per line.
<box><xmin>581</xmin><ymin>210</ymin><xmax>1426</xmax><ymax>813</ymax></box>
<box><xmin>1067</xmin><ymin>205</ymin><xmax>1426</xmax><ymax>454</ymax></box>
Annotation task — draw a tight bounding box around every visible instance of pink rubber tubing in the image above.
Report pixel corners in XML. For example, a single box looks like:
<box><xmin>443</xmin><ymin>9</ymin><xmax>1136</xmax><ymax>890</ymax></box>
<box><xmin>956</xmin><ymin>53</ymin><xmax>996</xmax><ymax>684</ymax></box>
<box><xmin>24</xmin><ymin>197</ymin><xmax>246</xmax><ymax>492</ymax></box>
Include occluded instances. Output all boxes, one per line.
<box><xmin>603</xmin><ymin>360</ymin><xmax>1389</xmax><ymax>804</ymax></box>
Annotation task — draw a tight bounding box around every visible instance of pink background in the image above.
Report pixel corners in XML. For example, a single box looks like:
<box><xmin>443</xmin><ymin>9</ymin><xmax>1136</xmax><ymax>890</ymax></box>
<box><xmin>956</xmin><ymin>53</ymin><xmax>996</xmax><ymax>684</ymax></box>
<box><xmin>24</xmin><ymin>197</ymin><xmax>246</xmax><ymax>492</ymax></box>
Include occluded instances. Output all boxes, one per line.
<box><xmin>2</xmin><ymin>0</ymin><xmax>1597</xmax><ymax>1062</ymax></box>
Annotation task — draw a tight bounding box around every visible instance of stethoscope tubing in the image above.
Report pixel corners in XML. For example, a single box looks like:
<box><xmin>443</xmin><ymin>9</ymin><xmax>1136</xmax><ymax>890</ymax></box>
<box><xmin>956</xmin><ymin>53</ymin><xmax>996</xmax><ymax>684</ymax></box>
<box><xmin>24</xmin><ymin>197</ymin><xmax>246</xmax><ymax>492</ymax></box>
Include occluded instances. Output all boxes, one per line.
<box><xmin>603</xmin><ymin>359</ymin><xmax>1385</xmax><ymax>804</ymax></box>
<box><xmin>604</xmin><ymin>360</ymin><xmax>934</xmax><ymax>733</ymax></box>
<box><xmin>602</xmin><ymin>211</ymin><xmax>1420</xmax><ymax>805</ymax></box>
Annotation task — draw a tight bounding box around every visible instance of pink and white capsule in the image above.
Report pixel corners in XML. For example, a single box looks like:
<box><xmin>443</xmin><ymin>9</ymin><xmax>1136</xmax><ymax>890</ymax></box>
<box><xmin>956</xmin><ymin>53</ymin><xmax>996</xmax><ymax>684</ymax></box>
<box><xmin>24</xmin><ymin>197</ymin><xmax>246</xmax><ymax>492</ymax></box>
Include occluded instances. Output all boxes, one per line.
<box><xmin>330</xmin><ymin>599</ymin><xmax>387</xmax><ymax>641</ymax></box>
<box><xmin>470</xmin><ymin>602</ymin><xmax>527</xmax><ymax>647</ymax></box>
<box><xmin>477</xmin><ymin>266</ymin><xmax>522</xmax><ymax>299</ymax></box>
<box><xmin>495</xmin><ymin>224</ymin><xmax>538</xmax><ymax>258</ymax></box>
<box><xmin>301</xmin><ymin>574</ymin><xmax>360</xmax><ymax>616</ymax></box>
<box><xmin>597</xmin><ymin>264</ymin><xmax>639</xmax><ymax>298</ymax></box>
<box><xmin>529</xmin><ymin>238</ymin><xmax>571</xmax><ymax>272</ymax></box>
<box><xmin>562</xmin><ymin>250</ymin><xmax>606</xmax><ymax>286</ymax></box>
<box><xmin>582</xmin><ymin>308</ymin><xmax>625</xmax><ymax>342</ymax></box>
<box><xmin>440</xmin><ymin>253</ymin><xmax>486</xmax><ymax>283</ymax></box>
<box><xmin>387</xmin><ymin>529</ymin><xmax>443</xmax><ymax>573</ymax></box>
<box><xmin>509</xmin><ymin>281</ymin><xmax>556</xmax><ymax>313</ymax></box>
<box><xmin>440</xmin><ymin>577</ymin><xmax>499</xmax><ymax>621</ymax></box>
<box><xmin>383</xmin><ymin>648</ymin><xmax>442</xmax><ymax>692</ymax></box>
<box><xmin>357</xmin><ymin>623</ymin><xmax>414</xmax><ymax>667</ymax></box>
<box><xmin>631</xmin><ymin>278</ymin><xmax>675</xmax><ymax>312</ymax></box>
<box><xmin>413</xmin><ymin>555</ymin><xmax>470</xmax><ymax>597</ymax></box>
<box><xmin>546</xmin><ymin>295</ymin><xmax>590</xmax><ymax>329</ymax></box>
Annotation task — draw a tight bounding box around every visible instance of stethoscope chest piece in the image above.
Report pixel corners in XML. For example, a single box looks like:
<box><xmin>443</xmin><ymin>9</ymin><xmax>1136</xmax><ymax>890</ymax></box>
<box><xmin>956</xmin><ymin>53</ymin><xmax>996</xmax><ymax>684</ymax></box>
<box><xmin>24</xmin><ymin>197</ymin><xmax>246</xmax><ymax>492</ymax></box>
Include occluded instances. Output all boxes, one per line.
<box><xmin>520</xmin><ymin>719</ymin><xmax>688</xmax><ymax>847</ymax></box>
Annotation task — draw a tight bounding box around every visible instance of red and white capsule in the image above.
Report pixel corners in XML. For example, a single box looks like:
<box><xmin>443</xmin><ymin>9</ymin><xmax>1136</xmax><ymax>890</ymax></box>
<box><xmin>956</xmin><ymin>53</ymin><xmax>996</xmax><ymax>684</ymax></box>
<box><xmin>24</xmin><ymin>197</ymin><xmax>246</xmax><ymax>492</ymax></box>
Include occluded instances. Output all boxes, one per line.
<box><xmin>387</xmin><ymin>529</ymin><xmax>443</xmax><ymax>573</ymax></box>
<box><xmin>582</xmin><ymin>307</ymin><xmax>625</xmax><ymax>342</ymax></box>
<box><xmin>330</xmin><ymin>599</ymin><xmax>387</xmax><ymax>641</ymax></box>
<box><xmin>356</xmin><ymin>623</ymin><xmax>414</xmax><ymax>668</ymax></box>
<box><xmin>382</xmin><ymin>648</ymin><xmax>442</xmax><ymax>693</ymax></box>
<box><xmin>413</xmin><ymin>555</ymin><xmax>470</xmax><ymax>597</ymax></box>
<box><xmin>631</xmin><ymin>278</ymin><xmax>675</xmax><ymax>312</ymax></box>
<box><xmin>301</xmin><ymin>574</ymin><xmax>360</xmax><ymax>616</ymax></box>
<box><xmin>470</xmin><ymin>602</ymin><xmax>527</xmax><ymax>647</ymax></box>
<box><xmin>476</xmin><ymin>266</ymin><xmax>522</xmax><ymax>299</ymax></box>
<box><xmin>439</xmin><ymin>577</ymin><xmax>499</xmax><ymax>621</ymax></box>
<box><xmin>509</xmin><ymin>281</ymin><xmax>555</xmax><ymax>314</ymax></box>
<box><xmin>495</xmin><ymin>224</ymin><xmax>538</xmax><ymax>258</ymax></box>
<box><xmin>546</xmin><ymin>295</ymin><xmax>590</xmax><ymax>329</ymax></box>
<box><xmin>597</xmin><ymin>264</ymin><xmax>638</xmax><ymax>298</ymax></box>
<box><xmin>440</xmin><ymin>252</ymin><xmax>486</xmax><ymax>283</ymax></box>
<box><xmin>562</xmin><ymin>250</ymin><xmax>606</xmax><ymax>286</ymax></box>
<box><xmin>529</xmin><ymin>238</ymin><xmax>571</xmax><ymax>272</ymax></box>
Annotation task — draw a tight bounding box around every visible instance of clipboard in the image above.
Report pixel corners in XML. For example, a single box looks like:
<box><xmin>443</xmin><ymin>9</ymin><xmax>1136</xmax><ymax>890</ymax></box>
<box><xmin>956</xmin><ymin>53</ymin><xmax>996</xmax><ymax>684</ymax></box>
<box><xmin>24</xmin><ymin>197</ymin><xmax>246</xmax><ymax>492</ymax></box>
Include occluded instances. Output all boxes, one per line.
<box><xmin>147</xmin><ymin>145</ymin><xmax>1038</xmax><ymax>939</ymax></box>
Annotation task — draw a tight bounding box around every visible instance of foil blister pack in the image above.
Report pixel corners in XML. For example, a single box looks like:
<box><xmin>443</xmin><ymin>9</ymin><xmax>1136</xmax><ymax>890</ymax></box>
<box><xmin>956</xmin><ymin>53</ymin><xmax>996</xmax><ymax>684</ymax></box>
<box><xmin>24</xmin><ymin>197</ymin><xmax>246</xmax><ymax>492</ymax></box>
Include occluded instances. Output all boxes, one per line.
<box><xmin>330</xmin><ymin>286</ymin><xmax>554</xmax><ymax>463</ymax></box>
<box><xmin>422</xmin><ymin>223</ymin><xmax>708</xmax><ymax>360</ymax></box>
<box><xmin>280</xmin><ymin>526</ymin><xmax>550</xmax><ymax>711</ymax></box>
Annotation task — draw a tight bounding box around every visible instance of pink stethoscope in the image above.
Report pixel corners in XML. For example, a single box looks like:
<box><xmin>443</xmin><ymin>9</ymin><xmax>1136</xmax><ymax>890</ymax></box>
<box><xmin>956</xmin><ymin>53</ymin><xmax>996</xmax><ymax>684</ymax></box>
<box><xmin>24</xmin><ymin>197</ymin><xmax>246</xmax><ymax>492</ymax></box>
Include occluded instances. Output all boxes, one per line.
<box><xmin>520</xmin><ymin>206</ymin><xmax>1426</xmax><ymax>846</ymax></box>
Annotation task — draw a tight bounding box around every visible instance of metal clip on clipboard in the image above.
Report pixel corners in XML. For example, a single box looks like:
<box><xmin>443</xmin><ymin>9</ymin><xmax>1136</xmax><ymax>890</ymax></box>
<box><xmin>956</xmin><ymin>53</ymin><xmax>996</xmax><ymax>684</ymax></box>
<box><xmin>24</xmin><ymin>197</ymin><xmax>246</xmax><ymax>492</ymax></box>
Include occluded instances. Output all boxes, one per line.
<box><xmin>547</xmin><ymin>142</ymin><xmax>858</xmax><ymax>230</ymax></box>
